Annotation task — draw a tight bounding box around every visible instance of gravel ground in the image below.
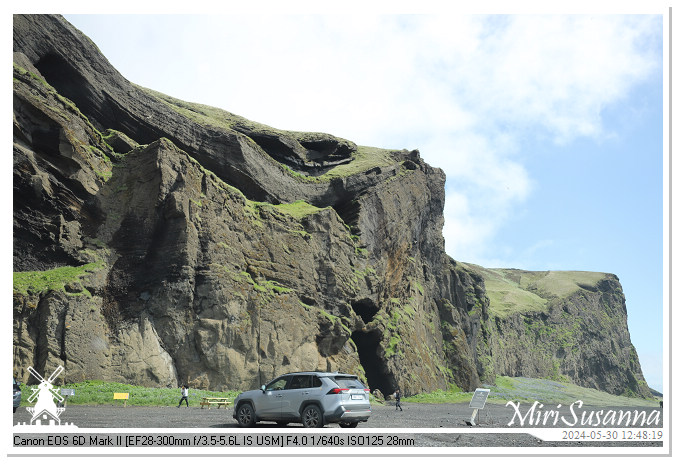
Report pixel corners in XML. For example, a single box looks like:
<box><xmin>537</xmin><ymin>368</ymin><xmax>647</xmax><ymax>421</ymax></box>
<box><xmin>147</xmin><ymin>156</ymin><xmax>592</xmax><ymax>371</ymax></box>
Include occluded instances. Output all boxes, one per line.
<box><xmin>12</xmin><ymin>401</ymin><xmax>664</xmax><ymax>448</ymax></box>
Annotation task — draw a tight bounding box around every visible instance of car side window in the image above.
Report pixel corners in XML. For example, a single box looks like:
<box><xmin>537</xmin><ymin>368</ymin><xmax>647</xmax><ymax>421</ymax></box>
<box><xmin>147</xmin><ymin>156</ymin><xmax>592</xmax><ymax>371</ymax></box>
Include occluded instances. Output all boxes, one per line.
<box><xmin>288</xmin><ymin>375</ymin><xmax>311</xmax><ymax>389</ymax></box>
<box><xmin>266</xmin><ymin>377</ymin><xmax>289</xmax><ymax>391</ymax></box>
<box><xmin>311</xmin><ymin>376</ymin><xmax>322</xmax><ymax>388</ymax></box>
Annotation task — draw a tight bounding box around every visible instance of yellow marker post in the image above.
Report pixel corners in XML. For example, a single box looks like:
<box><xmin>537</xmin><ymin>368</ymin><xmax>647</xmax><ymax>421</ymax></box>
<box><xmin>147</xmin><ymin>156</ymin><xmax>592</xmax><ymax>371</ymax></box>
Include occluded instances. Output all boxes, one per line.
<box><xmin>113</xmin><ymin>392</ymin><xmax>129</xmax><ymax>407</ymax></box>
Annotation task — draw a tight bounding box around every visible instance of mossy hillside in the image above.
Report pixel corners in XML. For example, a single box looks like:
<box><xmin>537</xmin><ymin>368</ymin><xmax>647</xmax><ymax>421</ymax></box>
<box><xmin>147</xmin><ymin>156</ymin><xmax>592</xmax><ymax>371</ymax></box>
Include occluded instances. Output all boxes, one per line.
<box><xmin>469</xmin><ymin>265</ymin><xmax>651</xmax><ymax>398</ymax></box>
<box><xmin>168</xmin><ymin>142</ymin><xmax>313</xmax><ymax>226</ymax></box>
<box><xmin>382</xmin><ymin>289</ymin><xmax>422</xmax><ymax>359</ymax></box>
<box><xmin>516</xmin><ymin>270</ymin><xmax>610</xmax><ymax>298</ymax></box>
<box><xmin>468</xmin><ymin>267</ymin><xmax>549</xmax><ymax>318</ymax></box>
<box><xmin>318</xmin><ymin>145</ymin><xmax>399</xmax><ymax>180</ymax></box>
<box><xmin>120</xmin><ymin>137</ymin><xmax>331</xmax><ymax>249</ymax></box>
<box><xmin>139</xmin><ymin>86</ymin><xmax>401</xmax><ymax>181</ymax></box>
<box><xmin>462</xmin><ymin>264</ymin><xmax>610</xmax><ymax>318</ymax></box>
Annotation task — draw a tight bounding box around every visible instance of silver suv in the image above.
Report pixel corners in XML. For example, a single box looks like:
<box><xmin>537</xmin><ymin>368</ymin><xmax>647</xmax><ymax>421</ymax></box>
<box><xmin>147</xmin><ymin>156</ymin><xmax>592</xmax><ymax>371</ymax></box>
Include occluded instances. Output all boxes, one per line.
<box><xmin>233</xmin><ymin>372</ymin><xmax>371</xmax><ymax>428</ymax></box>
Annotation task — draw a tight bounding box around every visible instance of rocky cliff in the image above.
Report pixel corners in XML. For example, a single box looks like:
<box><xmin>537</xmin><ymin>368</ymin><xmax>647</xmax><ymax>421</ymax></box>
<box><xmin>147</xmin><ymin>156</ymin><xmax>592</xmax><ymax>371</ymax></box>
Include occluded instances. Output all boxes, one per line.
<box><xmin>462</xmin><ymin>266</ymin><xmax>650</xmax><ymax>396</ymax></box>
<box><xmin>12</xmin><ymin>14</ymin><xmax>651</xmax><ymax>398</ymax></box>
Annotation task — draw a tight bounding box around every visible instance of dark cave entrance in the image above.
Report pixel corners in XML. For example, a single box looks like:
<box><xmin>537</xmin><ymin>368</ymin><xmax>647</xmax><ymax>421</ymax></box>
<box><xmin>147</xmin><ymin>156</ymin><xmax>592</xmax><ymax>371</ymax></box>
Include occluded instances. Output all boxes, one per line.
<box><xmin>351</xmin><ymin>298</ymin><xmax>380</xmax><ymax>324</ymax></box>
<box><xmin>334</xmin><ymin>198</ymin><xmax>361</xmax><ymax>232</ymax></box>
<box><xmin>350</xmin><ymin>299</ymin><xmax>396</xmax><ymax>394</ymax></box>
<box><xmin>34</xmin><ymin>53</ymin><xmax>97</xmax><ymax>123</ymax></box>
<box><xmin>351</xmin><ymin>330</ymin><xmax>397</xmax><ymax>395</ymax></box>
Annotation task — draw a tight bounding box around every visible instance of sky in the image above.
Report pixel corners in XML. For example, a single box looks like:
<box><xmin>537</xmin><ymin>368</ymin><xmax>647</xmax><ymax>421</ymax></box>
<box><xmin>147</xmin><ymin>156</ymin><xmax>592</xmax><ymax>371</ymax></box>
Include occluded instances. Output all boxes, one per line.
<box><xmin>52</xmin><ymin>5</ymin><xmax>669</xmax><ymax>393</ymax></box>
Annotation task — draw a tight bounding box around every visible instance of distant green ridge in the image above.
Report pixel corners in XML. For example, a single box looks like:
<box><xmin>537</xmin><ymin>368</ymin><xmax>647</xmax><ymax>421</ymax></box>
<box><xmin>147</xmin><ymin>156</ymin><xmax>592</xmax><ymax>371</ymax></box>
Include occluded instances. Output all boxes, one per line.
<box><xmin>462</xmin><ymin>264</ymin><xmax>610</xmax><ymax>318</ymax></box>
<box><xmin>405</xmin><ymin>376</ymin><xmax>659</xmax><ymax>407</ymax></box>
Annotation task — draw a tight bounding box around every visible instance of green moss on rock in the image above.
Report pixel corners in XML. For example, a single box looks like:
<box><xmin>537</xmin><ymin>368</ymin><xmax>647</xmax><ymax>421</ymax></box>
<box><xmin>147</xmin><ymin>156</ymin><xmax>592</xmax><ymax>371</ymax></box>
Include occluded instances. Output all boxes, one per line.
<box><xmin>13</xmin><ymin>263</ymin><xmax>103</xmax><ymax>296</ymax></box>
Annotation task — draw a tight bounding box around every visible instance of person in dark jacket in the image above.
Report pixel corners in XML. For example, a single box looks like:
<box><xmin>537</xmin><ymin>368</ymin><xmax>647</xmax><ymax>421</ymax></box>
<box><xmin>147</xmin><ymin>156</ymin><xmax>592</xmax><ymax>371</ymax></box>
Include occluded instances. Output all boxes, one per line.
<box><xmin>394</xmin><ymin>389</ymin><xmax>403</xmax><ymax>411</ymax></box>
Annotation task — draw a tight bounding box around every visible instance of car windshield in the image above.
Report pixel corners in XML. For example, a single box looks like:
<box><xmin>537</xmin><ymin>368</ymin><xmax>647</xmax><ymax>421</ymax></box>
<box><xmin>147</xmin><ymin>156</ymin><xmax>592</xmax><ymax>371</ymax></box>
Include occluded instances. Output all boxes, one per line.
<box><xmin>265</xmin><ymin>377</ymin><xmax>289</xmax><ymax>391</ymax></box>
<box><xmin>331</xmin><ymin>376</ymin><xmax>366</xmax><ymax>389</ymax></box>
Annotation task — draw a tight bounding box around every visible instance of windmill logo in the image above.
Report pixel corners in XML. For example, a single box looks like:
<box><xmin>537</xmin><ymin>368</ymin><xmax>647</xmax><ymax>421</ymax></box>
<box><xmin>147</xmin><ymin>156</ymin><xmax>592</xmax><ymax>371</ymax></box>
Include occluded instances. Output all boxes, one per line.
<box><xmin>21</xmin><ymin>365</ymin><xmax>74</xmax><ymax>427</ymax></box>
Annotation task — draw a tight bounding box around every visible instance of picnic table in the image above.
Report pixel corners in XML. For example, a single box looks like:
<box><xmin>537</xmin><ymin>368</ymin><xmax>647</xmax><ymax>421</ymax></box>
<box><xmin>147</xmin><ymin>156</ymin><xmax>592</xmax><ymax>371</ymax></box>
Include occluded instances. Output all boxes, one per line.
<box><xmin>200</xmin><ymin>397</ymin><xmax>231</xmax><ymax>409</ymax></box>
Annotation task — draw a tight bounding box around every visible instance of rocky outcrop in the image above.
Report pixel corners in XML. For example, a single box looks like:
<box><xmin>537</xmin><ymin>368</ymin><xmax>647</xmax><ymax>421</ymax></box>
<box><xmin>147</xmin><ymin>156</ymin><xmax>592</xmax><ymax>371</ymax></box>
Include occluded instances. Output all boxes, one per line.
<box><xmin>464</xmin><ymin>266</ymin><xmax>651</xmax><ymax>397</ymax></box>
<box><xmin>12</xmin><ymin>14</ymin><xmax>650</xmax><ymax>398</ymax></box>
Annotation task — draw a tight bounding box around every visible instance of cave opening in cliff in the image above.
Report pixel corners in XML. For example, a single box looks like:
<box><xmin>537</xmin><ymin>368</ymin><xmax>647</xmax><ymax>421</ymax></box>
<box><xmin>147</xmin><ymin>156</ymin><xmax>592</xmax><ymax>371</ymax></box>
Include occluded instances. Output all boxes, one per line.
<box><xmin>34</xmin><ymin>53</ymin><xmax>96</xmax><ymax>121</ymax></box>
<box><xmin>351</xmin><ymin>329</ymin><xmax>397</xmax><ymax>395</ymax></box>
<box><xmin>351</xmin><ymin>299</ymin><xmax>379</xmax><ymax>324</ymax></box>
<box><xmin>334</xmin><ymin>198</ymin><xmax>361</xmax><ymax>231</ymax></box>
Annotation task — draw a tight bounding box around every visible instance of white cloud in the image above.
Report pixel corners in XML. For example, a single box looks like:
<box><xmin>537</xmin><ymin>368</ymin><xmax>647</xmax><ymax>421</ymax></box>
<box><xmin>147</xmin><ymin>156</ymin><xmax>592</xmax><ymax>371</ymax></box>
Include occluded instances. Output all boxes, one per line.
<box><xmin>71</xmin><ymin>14</ymin><xmax>660</xmax><ymax>265</ymax></box>
<box><xmin>436</xmin><ymin>132</ymin><xmax>533</xmax><ymax>262</ymax></box>
<box><xmin>449</xmin><ymin>15</ymin><xmax>660</xmax><ymax>142</ymax></box>
<box><xmin>380</xmin><ymin>15</ymin><xmax>660</xmax><ymax>263</ymax></box>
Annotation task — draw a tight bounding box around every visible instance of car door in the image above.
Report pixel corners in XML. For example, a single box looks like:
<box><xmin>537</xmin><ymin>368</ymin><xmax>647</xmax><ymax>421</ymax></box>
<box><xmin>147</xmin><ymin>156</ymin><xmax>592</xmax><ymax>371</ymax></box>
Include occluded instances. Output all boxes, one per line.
<box><xmin>281</xmin><ymin>375</ymin><xmax>316</xmax><ymax>420</ymax></box>
<box><xmin>256</xmin><ymin>376</ymin><xmax>289</xmax><ymax>421</ymax></box>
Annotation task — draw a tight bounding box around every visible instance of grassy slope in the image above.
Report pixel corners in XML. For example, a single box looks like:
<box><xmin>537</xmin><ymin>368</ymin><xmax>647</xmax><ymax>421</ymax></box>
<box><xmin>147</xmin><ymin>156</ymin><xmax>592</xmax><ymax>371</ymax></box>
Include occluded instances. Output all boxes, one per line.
<box><xmin>406</xmin><ymin>376</ymin><xmax>660</xmax><ymax>407</ymax></box>
<box><xmin>13</xmin><ymin>263</ymin><xmax>103</xmax><ymax>296</ymax></box>
<box><xmin>461</xmin><ymin>263</ymin><xmax>609</xmax><ymax>318</ymax></box>
<box><xmin>138</xmin><ymin>85</ymin><xmax>400</xmax><ymax>181</ymax></box>
<box><xmin>18</xmin><ymin>380</ymin><xmax>240</xmax><ymax>407</ymax></box>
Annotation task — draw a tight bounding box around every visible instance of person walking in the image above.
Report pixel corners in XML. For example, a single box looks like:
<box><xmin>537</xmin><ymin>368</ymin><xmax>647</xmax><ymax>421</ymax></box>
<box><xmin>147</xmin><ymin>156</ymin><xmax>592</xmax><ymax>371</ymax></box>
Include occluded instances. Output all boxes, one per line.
<box><xmin>394</xmin><ymin>388</ymin><xmax>403</xmax><ymax>411</ymax></box>
<box><xmin>177</xmin><ymin>384</ymin><xmax>189</xmax><ymax>408</ymax></box>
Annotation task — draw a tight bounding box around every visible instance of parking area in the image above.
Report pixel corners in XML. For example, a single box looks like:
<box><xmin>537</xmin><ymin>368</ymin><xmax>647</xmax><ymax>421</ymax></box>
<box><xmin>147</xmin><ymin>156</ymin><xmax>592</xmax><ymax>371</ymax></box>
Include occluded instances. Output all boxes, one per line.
<box><xmin>12</xmin><ymin>402</ymin><xmax>663</xmax><ymax>447</ymax></box>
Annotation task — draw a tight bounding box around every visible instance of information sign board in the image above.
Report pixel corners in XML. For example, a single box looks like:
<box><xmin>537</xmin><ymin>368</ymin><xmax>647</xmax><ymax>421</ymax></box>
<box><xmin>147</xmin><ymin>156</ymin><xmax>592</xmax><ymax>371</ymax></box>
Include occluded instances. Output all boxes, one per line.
<box><xmin>469</xmin><ymin>388</ymin><xmax>490</xmax><ymax>409</ymax></box>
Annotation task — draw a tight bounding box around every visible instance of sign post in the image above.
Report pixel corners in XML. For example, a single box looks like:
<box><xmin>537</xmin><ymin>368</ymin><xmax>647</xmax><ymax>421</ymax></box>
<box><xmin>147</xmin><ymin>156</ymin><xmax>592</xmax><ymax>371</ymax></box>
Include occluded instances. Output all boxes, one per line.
<box><xmin>467</xmin><ymin>388</ymin><xmax>490</xmax><ymax>426</ymax></box>
<box><xmin>58</xmin><ymin>388</ymin><xmax>75</xmax><ymax>408</ymax></box>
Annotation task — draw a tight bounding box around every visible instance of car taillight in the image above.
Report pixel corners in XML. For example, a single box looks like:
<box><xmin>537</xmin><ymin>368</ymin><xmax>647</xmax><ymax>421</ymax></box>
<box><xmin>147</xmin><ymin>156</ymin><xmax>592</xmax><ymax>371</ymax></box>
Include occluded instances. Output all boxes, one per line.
<box><xmin>364</xmin><ymin>388</ymin><xmax>370</xmax><ymax>392</ymax></box>
<box><xmin>327</xmin><ymin>388</ymin><xmax>350</xmax><ymax>395</ymax></box>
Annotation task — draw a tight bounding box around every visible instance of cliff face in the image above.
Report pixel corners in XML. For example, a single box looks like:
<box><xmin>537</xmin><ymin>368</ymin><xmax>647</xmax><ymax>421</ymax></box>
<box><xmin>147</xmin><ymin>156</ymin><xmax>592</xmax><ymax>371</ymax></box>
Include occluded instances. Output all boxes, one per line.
<box><xmin>463</xmin><ymin>266</ymin><xmax>651</xmax><ymax>397</ymax></box>
<box><xmin>12</xmin><ymin>14</ymin><xmax>650</xmax><ymax>398</ymax></box>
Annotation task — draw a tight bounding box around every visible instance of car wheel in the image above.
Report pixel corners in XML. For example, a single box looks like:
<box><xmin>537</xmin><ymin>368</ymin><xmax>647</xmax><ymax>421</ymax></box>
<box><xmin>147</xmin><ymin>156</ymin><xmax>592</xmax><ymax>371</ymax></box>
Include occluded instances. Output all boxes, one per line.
<box><xmin>301</xmin><ymin>404</ymin><xmax>324</xmax><ymax>428</ymax></box>
<box><xmin>236</xmin><ymin>403</ymin><xmax>255</xmax><ymax>427</ymax></box>
<box><xmin>339</xmin><ymin>422</ymin><xmax>358</xmax><ymax>428</ymax></box>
